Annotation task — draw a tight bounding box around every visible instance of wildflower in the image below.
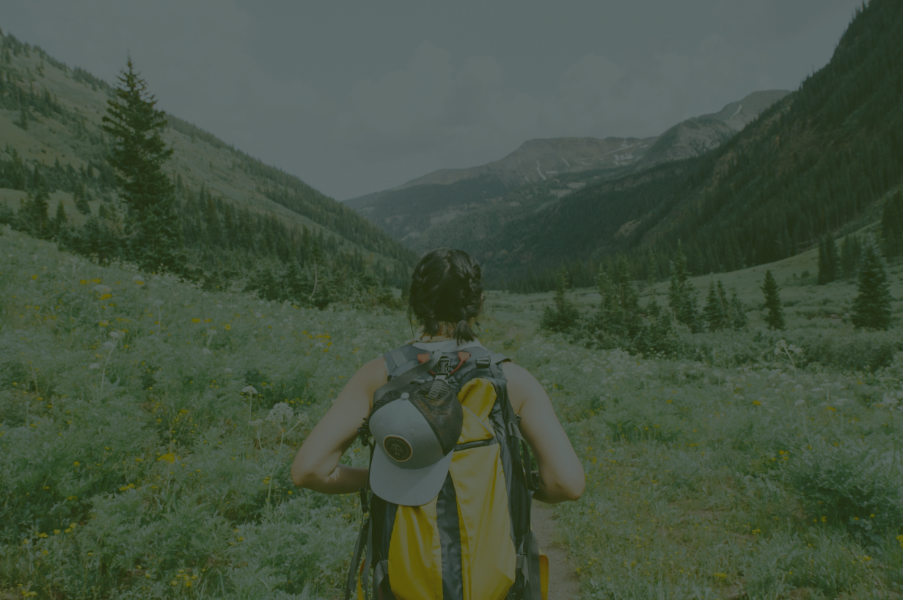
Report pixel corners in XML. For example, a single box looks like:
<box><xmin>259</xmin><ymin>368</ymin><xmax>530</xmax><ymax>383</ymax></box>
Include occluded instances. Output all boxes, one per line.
<box><xmin>267</xmin><ymin>402</ymin><xmax>293</xmax><ymax>425</ymax></box>
<box><xmin>241</xmin><ymin>386</ymin><xmax>259</xmax><ymax>396</ymax></box>
<box><xmin>158</xmin><ymin>453</ymin><xmax>177</xmax><ymax>463</ymax></box>
<box><xmin>191</xmin><ymin>318</ymin><xmax>201</xmax><ymax>323</ymax></box>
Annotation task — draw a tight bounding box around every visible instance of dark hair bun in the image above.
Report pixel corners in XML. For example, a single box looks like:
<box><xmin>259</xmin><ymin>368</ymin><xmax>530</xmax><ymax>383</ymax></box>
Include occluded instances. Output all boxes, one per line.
<box><xmin>408</xmin><ymin>248</ymin><xmax>484</xmax><ymax>344</ymax></box>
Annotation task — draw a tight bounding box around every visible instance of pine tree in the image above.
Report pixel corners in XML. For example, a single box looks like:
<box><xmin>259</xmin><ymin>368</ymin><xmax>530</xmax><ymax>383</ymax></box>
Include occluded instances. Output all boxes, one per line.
<box><xmin>613</xmin><ymin>256</ymin><xmax>642</xmax><ymax>337</ymax></box>
<box><xmin>281</xmin><ymin>260</ymin><xmax>309</xmax><ymax>305</ymax></box>
<box><xmin>633</xmin><ymin>291</ymin><xmax>679</xmax><ymax>357</ymax></box>
<box><xmin>817</xmin><ymin>234</ymin><xmax>840</xmax><ymax>284</ymax></box>
<box><xmin>851</xmin><ymin>238</ymin><xmax>893</xmax><ymax>330</ymax></box>
<box><xmin>703</xmin><ymin>279</ymin><xmax>731</xmax><ymax>332</ymax></box>
<box><xmin>645</xmin><ymin>247</ymin><xmax>658</xmax><ymax>288</ymax></box>
<box><xmin>841</xmin><ymin>235</ymin><xmax>862</xmax><ymax>279</ymax></box>
<box><xmin>52</xmin><ymin>201</ymin><xmax>67</xmax><ymax>237</ymax></box>
<box><xmin>818</xmin><ymin>237</ymin><xmax>828</xmax><ymax>284</ymax></box>
<box><xmin>668</xmin><ymin>242</ymin><xmax>700</xmax><ymax>332</ymax></box>
<box><xmin>102</xmin><ymin>58</ymin><xmax>182</xmax><ymax>273</ymax></box>
<box><xmin>761</xmin><ymin>270</ymin><xmax>785</xmax><ymax>330</ymax></box>
<box><xmin>15</xmin><ymin>102</ymin><xmax>28</xmax><ymax>130</ymax></box>
<box><xmin>881</xmin><ymin>191</ymin><xmax>903</xmax><ymax>260</ymax></box>
<box><xmin>16</xmin><ymin>170</ymin><xmax>51</xmax><ymax>239</ymax></box>
<box><xmin>703</xmin><ymin>280</ymin><xmax>725</xmax><ymax>332</ymax></box>
<box><xmin>541</xmin><ymin>268</ymin><xmax>579</xmax><ymax>332</ymax></box>
<box><xmin>729</xmin><ymin>288</ymin><xmax>748</xmax><ymax>330</ymax></box>
<box><xmin>74</xmin><ymin>183</ymin><xmax>91</xmax><ymax>215</ymax></box>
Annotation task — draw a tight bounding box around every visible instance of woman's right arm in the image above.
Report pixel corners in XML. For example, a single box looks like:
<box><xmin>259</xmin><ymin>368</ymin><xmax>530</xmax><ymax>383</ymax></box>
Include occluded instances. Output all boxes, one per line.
<box><xmin>502</xmin><ymin>361</ymin><xmax>585</xmax><ymax>504</ymax></box>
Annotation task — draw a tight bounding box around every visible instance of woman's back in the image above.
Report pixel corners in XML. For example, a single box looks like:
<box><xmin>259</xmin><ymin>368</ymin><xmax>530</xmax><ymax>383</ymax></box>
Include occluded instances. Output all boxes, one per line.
<box><xmin>291</xmin><ymin>248</ymin><xmax>583</xmax><ymax>600</ymax></box>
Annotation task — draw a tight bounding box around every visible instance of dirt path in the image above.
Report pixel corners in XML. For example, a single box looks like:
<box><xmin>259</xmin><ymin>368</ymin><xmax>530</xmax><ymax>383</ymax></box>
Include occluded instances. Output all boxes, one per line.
<box><xmin>532</xmin><ymin>503</ymin><xmax>582</xmax><ymax>600</ymax></box>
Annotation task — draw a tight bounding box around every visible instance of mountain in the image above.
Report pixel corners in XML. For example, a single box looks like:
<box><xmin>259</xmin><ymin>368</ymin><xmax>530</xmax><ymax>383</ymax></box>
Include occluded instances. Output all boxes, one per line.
<box><xmin>345</xmin><ymin>90</ymin><xmax>787</xmax><ymax>254</ymax></box>
<box><xmin>0</xmin><ymin>28</ymin><xmax>417</xmax><ymax>289</ymax></box>
<box><xmin>475</xmin><ymin>0</ymin><xmax>903</xmax><ymax>291</ymax></box>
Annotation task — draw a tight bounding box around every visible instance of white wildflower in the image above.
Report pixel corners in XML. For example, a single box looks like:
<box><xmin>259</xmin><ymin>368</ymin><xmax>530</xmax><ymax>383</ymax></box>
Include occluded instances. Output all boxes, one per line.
<box><xmin>88</xmin><ymin>363</ymin><xmax>100</xmax><ymax>370</ymax></box>
<box><xmin>202</xmin><ymin>348</ymin><xmax>212</xmax><ymax>355</ymax></box>
<box><xmin>241</xmin><ymin>386</ymin><xmax>258</xmax><ymax>396</ymax></box>
<box><xmin>267</xmin><ymin>402</ymin><xmax>293</xmax><ymax>425</ymax></box>
<box><xmin>102</xmin><ymin>341</ymin><xmax>115</xmax><ymax>351</ymax></box>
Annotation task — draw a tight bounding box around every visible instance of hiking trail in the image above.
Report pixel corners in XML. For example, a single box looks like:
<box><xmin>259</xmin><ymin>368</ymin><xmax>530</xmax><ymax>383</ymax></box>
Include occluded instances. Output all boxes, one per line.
<box><xmin>532</xmin><ymin>503</ymin><xmax>582</xmax><ymax>599</ymax></box>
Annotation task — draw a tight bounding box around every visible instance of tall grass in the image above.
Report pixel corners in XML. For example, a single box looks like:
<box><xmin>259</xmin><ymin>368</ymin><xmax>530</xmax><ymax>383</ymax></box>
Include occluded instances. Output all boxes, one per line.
<box><xmin>3</xmin><ymin>227</ymin><xmax>903</xmax><ymax>599</ymax></box>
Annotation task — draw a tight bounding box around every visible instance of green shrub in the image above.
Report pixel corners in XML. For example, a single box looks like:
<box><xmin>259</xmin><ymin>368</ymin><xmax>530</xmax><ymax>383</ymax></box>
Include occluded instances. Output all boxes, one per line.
<box><xmin>792</xmin><ymin>329</ymin><xmax>900</xmax><ymax>372</ymax></box>
<box><xmin>783</xmin><ymin>438</ymin><xmax>903</xmax><ymax>543</ymax></box>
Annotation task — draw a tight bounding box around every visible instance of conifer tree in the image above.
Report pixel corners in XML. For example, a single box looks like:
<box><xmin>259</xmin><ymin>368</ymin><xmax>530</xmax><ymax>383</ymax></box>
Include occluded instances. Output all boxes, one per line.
<box><xmin>645</xmin><ymin>247</ymin><xmax>658</xmax><ymax>288</ymax></box>
<box><xmin>881</xmin><ymin>191</ymin><xmax>903</xmax><ymax>260</ymax></box>
<box><xmin>668</xmin><ymin>242</ymin><xmax>700</xmax><ymax>332</ymax></box>
<box><xmin>541</xmin><ymin>268</ymin><xmax>579</xmax><ymax>332</ymax></box>
<box><xmin>851</xmin><ymin>238</ymin><xmax>893</xmax><ymax>330</ymax></box>
<box><xmin>52</xmin><ymin>201</ymin><xmax>67</xmax><ymax>236</ymax></box>
<box><xmin>15</xmin><ymin>102</ymin><xmax>28</xmax><ymax>130</ymax></box>
<box><xmin>761</xmin><ymin>270</ymin><xmax>785</xmax><ymax>330</ymax></box>
<box><xmin>841</xmin><ymin>235</ymin><xmax>862</xmax><ymax>279</ymax></box>
<box><xmin>633</xmin><ymin>291</ymin><xmax>678</xmax><ymax>357</ymax></box>
<box><xmin>281</xmin><ymin>260</ymin><xmax>308</xmax><ymax>305</ymax></box>
<box><xmin>102</xmin><ymin>58</ymin><xmax>182</xmax><ymax>273</ymax></box>
<box><xmin>703</xmin><ymin>279</ymin><xmax>730</xmax><ymax>331</ymax></box>
<box><xmin>729</xmin><ymin>288</ymin><xmax>748</xmax><ymax>330</ymax></box>
<box><xmin>818</xmin><ymin>233</ymin><xmax>839</xmax><ymax>284</ymax></box>
<box><xmin>16</xmin><ymin>170</ymin><xmax>51</xmax><ymax>239</ymax></box>
<box><xmin>613</xmin><ymin>256</ymin><xmax>642</xmax><ymax>337</ymax></box>
<box><xmin>74</xmin><ymin>183</ymin><xmax>91</xmax><ymax>215</ymax></box>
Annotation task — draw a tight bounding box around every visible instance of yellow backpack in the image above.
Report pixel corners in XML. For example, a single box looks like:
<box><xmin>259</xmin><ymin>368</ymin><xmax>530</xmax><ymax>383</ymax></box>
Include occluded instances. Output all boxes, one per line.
<box><xmin>346</xmin><ymin>344</ymin><xmax>548</xmax><ymax>600</ymax></box>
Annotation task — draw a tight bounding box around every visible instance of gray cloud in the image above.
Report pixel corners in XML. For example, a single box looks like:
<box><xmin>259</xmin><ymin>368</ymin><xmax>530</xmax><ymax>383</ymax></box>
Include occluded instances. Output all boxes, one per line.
<box><xmin>1</xmin><ymin>0</ymin><xmax>864</xmax><ymax>199</ymax></box>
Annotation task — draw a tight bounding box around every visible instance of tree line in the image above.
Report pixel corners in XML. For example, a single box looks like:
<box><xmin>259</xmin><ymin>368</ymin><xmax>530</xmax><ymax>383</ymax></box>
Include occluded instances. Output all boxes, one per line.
<box><xmin>0</xmin><ymin>55</ymin><xmax>411</xmax><ymax>310</ymax></box>
<box><xmin>542</xmin><ymin>236</ymin><xmax>895</xmax><ymax>358</ymax></box>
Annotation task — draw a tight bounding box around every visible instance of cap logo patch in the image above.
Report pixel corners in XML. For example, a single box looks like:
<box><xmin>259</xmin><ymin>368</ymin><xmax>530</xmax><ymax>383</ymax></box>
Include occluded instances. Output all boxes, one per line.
<box><xmin>383</xmin><ymin>435</ymin><xmax>413</xmax><ymax>462</ymax></box>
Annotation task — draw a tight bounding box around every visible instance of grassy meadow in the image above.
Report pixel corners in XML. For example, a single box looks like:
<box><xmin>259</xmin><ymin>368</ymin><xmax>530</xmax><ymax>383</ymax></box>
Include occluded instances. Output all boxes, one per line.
<box><xmin>2</xmin><ymin>226</ymin><xmax>903</xmax><ymax>599</ymax></box>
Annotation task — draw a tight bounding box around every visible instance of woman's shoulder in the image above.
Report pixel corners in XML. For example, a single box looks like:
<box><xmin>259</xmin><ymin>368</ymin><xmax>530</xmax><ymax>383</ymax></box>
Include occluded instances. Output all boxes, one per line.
<box><xmin>500</xmin><ymin>361</ymin><xmax>544</xmax><ymax>414</ymax></box>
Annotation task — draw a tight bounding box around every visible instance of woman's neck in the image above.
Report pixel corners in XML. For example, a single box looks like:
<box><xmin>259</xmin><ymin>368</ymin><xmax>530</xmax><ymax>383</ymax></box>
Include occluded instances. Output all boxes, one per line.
<box><xmin>413</xmin><ymin>324</ymin><xmax>457</xmax><ymax>342</ymax></box>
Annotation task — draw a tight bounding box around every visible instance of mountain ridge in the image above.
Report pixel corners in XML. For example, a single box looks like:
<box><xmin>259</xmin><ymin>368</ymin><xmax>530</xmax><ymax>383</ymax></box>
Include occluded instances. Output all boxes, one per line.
<box><xmin>344</xmin><ymin>89</ymin><xmax>789</xmax><ymax>256</ymax></box>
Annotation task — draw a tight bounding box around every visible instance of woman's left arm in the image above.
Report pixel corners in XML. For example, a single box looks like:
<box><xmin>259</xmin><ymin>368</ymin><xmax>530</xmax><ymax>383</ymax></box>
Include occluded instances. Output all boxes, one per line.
<box><xmin>291</xmin><ymin>357</ymin><xmax>386</xmax><ymax>494</ymax></box>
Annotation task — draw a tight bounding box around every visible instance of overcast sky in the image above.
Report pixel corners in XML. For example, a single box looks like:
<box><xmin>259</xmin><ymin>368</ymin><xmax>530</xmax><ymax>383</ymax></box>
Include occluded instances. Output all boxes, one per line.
<box><xmin>2</xmin><ymin>0</ymin><xmax>863</xmax><ymax>200</ymax></box>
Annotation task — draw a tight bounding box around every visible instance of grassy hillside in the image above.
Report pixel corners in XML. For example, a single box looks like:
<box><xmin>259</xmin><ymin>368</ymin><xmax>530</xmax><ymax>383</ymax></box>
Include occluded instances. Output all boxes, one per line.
<box><xmin>478</xmin><ymin>0</ymin><xmax>903</xmax><ymax>291</ymax></box>
<box><xmin>0</xmin><ymin>28</ymin><xmax>417</xmax><ymax>290</ymax></box>
<box><xmin>2</xmin><ymin>222</ymin><xmax>903</xmax><ymax>598</ymax></box>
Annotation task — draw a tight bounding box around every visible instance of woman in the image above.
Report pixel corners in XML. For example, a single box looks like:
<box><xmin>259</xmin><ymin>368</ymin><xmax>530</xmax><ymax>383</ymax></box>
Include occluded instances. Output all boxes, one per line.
<box><xmin>292</xmin><ymin>248</ymin><xmax>584</xmax><ymax>599</ymax></box>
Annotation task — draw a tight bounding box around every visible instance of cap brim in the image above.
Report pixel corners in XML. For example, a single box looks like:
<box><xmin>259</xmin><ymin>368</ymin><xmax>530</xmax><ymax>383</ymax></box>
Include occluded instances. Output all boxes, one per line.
<box><xmin>369</xmin><ymin>443</ymin><xmax>454</xmax><ymax>506</ymax></box>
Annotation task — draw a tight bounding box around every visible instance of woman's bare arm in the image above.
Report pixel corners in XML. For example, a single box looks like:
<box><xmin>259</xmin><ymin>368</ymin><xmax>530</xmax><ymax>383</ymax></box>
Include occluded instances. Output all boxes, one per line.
<box><xmin>502</xmin><ymin>362</ymin><xmax>585</xmax><ymax>504</ymax></box>
<box><xmin>291</xmin><ymin>357</ymin><xmax>386</xmax><ymax>494</ymax></box>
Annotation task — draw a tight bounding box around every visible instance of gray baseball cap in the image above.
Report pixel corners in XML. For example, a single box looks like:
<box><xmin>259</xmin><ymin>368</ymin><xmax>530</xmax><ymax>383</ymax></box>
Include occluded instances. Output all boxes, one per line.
<box><xmin>368</xmin><ymin>388</ymin><xmax>460</xmax><ymax>506</ymax></box>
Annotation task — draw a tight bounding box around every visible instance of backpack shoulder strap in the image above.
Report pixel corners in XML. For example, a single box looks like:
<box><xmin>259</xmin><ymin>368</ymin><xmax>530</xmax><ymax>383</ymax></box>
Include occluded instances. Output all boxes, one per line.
<box><xmin>383</xmin><ymin>344</ymin><xmax>423</xmax><ymax>380</ymax></box>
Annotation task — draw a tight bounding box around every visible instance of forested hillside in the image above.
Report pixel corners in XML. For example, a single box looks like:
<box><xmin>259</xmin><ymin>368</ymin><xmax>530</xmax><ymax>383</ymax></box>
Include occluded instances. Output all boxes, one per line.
<box><xmin>347</xmin><ymin>91</ymin><xmax>786</xmax><ymax>257</ymax></box>
<box><xmin>0</xmin><ymin>28</ymin><xmax>417</xmax><ymax>305</ymax></box>
<box><xmin>478</xmin><ymin>0</ymin><xmax>903</xmax><ymax>291</ymax></box>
